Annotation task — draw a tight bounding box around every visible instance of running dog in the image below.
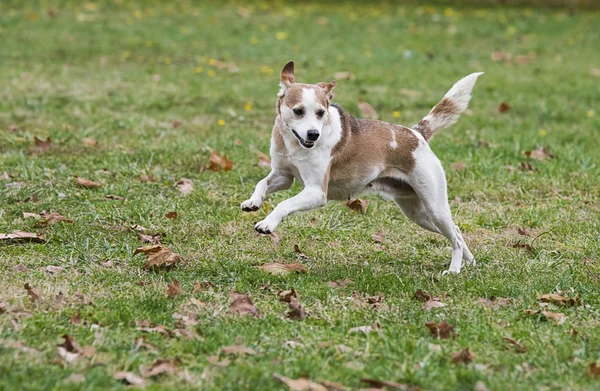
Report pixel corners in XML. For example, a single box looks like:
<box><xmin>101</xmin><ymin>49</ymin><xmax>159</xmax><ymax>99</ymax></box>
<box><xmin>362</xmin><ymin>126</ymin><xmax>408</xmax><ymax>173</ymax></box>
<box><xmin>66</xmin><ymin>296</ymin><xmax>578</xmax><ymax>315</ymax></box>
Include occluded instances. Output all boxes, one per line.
<box><xmin>241</xmin><ymin>61</ymin><xmax>483</xmax><ymax>274</ymax></box>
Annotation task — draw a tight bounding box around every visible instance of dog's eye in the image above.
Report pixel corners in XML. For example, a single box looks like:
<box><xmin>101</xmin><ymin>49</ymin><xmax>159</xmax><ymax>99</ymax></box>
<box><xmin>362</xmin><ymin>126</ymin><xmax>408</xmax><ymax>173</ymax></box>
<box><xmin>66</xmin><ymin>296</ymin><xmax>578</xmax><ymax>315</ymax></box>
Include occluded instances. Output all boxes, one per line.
<box><xmin>316</xmin><ymin>109</ymin><xmax>325</xmax><ymax>119</ymax></box>
<box><xmin>293</xmin><ymin>108</ymin><xmax>304</xmax><ymax>116</ymax></box>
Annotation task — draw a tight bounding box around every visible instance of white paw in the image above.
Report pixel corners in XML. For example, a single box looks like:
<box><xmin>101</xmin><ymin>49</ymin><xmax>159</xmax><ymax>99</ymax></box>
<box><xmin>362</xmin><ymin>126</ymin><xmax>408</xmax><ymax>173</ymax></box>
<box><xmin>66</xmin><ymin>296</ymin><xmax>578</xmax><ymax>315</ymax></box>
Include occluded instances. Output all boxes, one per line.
<box><xmin>442</xmin><ymin>267</ymin><xmax>461</xmax><ymax>276</ymax></box>
<box><xmin>254</xmin><ymin>218</ymin><xmax>279</xmax><ymax>234</ymax></box>
<box><xmin>241</xmin><ymin>199</ymin><xmax>261</xmax><ymax>212</ymax></box>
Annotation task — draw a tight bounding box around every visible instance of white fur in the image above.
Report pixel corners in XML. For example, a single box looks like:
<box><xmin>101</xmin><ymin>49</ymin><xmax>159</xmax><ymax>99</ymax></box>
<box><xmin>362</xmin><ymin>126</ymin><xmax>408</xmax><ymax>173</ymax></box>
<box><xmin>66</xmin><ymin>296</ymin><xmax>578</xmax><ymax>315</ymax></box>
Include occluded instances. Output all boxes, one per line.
<box><xmin>389</xmin><ymin>128</ymin><xmax>398</xmax><ymax>149</ymax></box>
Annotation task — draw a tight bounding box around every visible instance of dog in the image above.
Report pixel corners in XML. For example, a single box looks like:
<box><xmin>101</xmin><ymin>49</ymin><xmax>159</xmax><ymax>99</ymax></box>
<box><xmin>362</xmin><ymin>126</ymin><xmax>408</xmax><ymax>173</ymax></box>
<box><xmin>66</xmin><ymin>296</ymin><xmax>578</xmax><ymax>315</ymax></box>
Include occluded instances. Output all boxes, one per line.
<box><xmin>241</xmin><ymin>61</ymin><xmax>483</xmax><ymax>274</ymax></box>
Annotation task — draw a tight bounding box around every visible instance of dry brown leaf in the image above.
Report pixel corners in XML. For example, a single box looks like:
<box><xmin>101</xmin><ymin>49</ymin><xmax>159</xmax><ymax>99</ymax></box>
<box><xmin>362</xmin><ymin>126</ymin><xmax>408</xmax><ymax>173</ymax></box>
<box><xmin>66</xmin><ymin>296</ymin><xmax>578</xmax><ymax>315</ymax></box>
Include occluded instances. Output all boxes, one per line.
<box><xmin>273</xmin><ymin>373</ymin><xmax>328</xmax><ymax>391</ymax></box>
<box><xmin>287</xmin><ymin>296</ymin><xmax>306</xmax><ymax>320</ymax></box>
<box><xmin>46</xmin><ymin>265</ymin><xmax>64</xmax><ymax>274</ymax></box>
<box><xmin>165</xmin><ymin>211</ymin><xmax>178</xmax><ymax>219</ymax></box>
<box><xmin>294</xmin><ymin>244</ymin><xmax>310</xmax><ymax>260</ymax></box>
<box><xmin>207</xmin><ymin>355</ymin><xmax>230</xmax><ymax>367</ymax></box>
<box><xmin>451</xmin><ymin>347</ymin><xmax>475</xmax><ymax>364</ymax></box>
<box><xmin>588</xmin><ymin>362</ymin><xmax>600</xmax><ymax>377</ymax></box>
<box><xmin>498</xmin><ymin>102</ymin><xmax>511</xmax><ymax>113</ymax></box>
<box><xmin>450</xmin><ymin>162</ymin><xmax>467</xmax><ymax>171</ymax></box>
<box><xmin>82</xmin><ymin>138</ymin><xmax>97</xmax><ymax>147</ymax></box>
<box><xmin>423</xmin><ymin>300</ymin><xmax>447</xmax><ymax>311</ymax></box>
<box><xmin>358</xmin><ymin>100</ymin><xmax>378</xmax><ymax>120</ymax></box>
<box><xmin>318</xmin><ymin>380</ymin><xmax>347</xmax><ymax>391</ymax></box>
<box><xmin>101</xmin><ymin>259</ymin><xmax>114</xmax><ymax>268</ymax></box>
<box><xmin>24</xmin><ymin>283</ymin><xmax>40</xmax><ymax>302</ymax></box>
<box><xmin>76</xmin><ymin>177</ymin><xmax>100</xmax><ymax>188</ymax></box>
<box><xmin>537</xmin><ymin>293</ymin><xmax>581</xmax><ymax>306</ymax></box>
<box><xmin>176</xmin><ymin>178</ymin><xmax>193</xmax><ymax>195</ymax></box>
<box><xmin>34</xmin><ymin>136</ymin><xmax>53</xmax><ymax>152</ymax></box>
<box><xmin>512</xmin><ymin>242</ymin><xmax>534</xmax><ymax>253</ymax></box>
<box><xmin>13</xmin><ymin>263</ymin><xmax>28</xmax><ymax>272</ymax></box>
<box><xmin>503</xmin><ymin>336</ymin><xmax>527</xmax><ymax>353</ymax></box>
<box><xmin>144</xmin><ymin>359</ymin><xmax>178</xmax><ymax>377</ymax></box>
<box><xmin>138</xmin><ymin>233</ymin><xmax>161</xmax><ymax>245</ymax></box>
<box><xmin>371</xmin><ymin>231</ymin><xmax>385</xmax><ymax>243</ymax></box>
<box><xmin>133</xmin><ymin>245</ymin><xmax>182</xmax><ymax>270</ymax></box>
<box><xmin>257</xmin><ymin>262</ymin><xmax>307</xmax><ymax>275</ymax></box>
<box><xmin>228</xmin><ymin>293</ymin><xmax>259</xmax><ymax>317</ymax></box>
<box><xmin>477</xmin><ymin>297</ymin><xmax>512</xmax><ymax>309</ymax></box>
<box><xmin>209</xmin><ymin>151</ymin><xmax>234</xmax><ymax>171</ymax></box>
<box><xmin>192</xmin><ymin>281</ymin><xmax>215</xmax><ymax>294</ymax></box>
<box><xmin>0</xmin><ymin>171</ymin><xmax>13</xmax><ymax>180</ymax></box>
<box><xmin>517</xmin><ymin>228</ymin><xmax>530</xmax><ymax>236</ymax></box>
<box><xmin>222</xmin><ymin>345</ymin><xmax>256</xmax><ymax>355</ymax></box>
<box><xmin>518</xmin><ymin>162</ymin><xmax>535</xmax><ymax>172</ymax></box>
<box><xmin>114</xmin><ymin>371</ymin><xmax>145</xmax><ymax>387</ymax></box>
<box><xmin>23</xmin><ymin>212</ymin><xmax>40</xmax><ymax>219</ymax></box>
<box><xmin>413</xmin><ymin>289</ymin><xmax>433</xmax><ymax>301</ymax></box>
<box><xmin>172</xmin><ymin>120</ymin><xmax>182</xmax><ymax>128</ymax></box>
<box><xmin>166</xmin><ymin>280</ymin><xmax>186</xmax><ymax>297</ymax></box>
<box><xmin>0</xmin><ymin>231</ymin><xmax>45</xmax><ymax>243</ymax></box>
<box><xmin>326</xmin><ymin>278</ymin><xmax>354</xmax><ymax>288</ymax></box>
<box><xmin>57</xmin><ymin>347</ymin><xmax>79</xmax><ymax>363</ymax></box>
<box><xmin>345</xmin><ymin>198</ymin><xmax>368</xmax><ymax>214</ymax></box>
<box><xmin>256</xmin><ymin>151</ymin><xmax>271</xmax><ymax>168</ymax></box>
<box><xmin>106</xmin><ymin>194</ymin><xmax>124</xmax><ymax>200</ymax></box>
<box><xmin>360</xmin><ymin>378</ymin><xmax>419</xmax><ymax>390</ymax></box>
<box><xmin>425</xmin><ymin>320</ymin><xmax>455</xmax><ymax>339</ymax></box>
<box><xmin>0</xmin><ymin>302</ymin><xmax>9</xmax><ymax>314</ymax></box>
<box><xmin>524</xmin><ymin>148</ymin><xmax>555</xmax><ymax>161</ymax></box>
<box><xmin>523</xmin><ymin>309</ymin><xmax>567</xmax><ymax>324</ymax></box>
<box><xmin>37</xmin><ymin>213</ymin><xmax>72</xmax><ymax>227</ymax></box>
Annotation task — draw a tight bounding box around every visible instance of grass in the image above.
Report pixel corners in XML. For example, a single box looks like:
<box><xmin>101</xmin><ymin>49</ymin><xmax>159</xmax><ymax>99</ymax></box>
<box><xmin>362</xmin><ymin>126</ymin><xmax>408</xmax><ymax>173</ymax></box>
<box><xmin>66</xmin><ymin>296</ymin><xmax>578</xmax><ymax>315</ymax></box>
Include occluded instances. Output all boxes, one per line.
<box><xmin>1</xmin><ymin>1</ymin><xmax>599</xmax><ymax>390</ymax></box>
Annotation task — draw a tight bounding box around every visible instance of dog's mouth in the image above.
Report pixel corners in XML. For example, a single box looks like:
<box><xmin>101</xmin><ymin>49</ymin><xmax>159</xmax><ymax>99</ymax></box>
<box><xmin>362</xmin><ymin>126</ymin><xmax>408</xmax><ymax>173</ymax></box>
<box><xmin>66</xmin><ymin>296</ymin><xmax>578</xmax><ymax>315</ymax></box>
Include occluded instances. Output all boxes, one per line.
<box><xmin>291</xmin><ymin>129</ymin><xmax>315</xmax><ymax>149</ymax></box>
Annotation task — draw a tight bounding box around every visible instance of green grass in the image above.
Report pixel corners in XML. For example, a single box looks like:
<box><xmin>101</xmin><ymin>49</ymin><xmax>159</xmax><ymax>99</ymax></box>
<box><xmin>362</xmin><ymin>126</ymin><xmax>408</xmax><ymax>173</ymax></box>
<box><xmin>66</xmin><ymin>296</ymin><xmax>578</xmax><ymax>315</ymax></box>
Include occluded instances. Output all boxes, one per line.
<box><xmin>1</xmin><ymin>1</ymin><xmax>600</xmax><ymax>390</ymax></box>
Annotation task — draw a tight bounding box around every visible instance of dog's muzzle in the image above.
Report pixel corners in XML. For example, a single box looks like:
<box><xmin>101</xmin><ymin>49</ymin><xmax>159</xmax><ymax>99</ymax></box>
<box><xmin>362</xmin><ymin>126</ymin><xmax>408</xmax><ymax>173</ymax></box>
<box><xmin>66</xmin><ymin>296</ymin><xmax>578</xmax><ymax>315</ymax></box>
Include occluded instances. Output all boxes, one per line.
<box><xmin>291</xmin><ymin>129</ymin><xmax>317</xmax><ymax>149</ymax></box>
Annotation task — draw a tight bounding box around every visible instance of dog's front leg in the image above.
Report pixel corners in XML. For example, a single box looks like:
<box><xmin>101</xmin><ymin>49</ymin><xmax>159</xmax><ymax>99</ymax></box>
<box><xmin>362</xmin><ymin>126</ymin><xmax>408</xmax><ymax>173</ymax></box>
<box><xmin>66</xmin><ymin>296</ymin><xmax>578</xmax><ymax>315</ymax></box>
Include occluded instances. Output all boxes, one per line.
<box><xmin>241</xmin><ymin>170</ymin><xmax>293</xmax><ymax>212</ymax></box>
<box><xmin>254</xmin><ymin>185</ymin><xmax>326</xmax><ymax>234</ymax></box>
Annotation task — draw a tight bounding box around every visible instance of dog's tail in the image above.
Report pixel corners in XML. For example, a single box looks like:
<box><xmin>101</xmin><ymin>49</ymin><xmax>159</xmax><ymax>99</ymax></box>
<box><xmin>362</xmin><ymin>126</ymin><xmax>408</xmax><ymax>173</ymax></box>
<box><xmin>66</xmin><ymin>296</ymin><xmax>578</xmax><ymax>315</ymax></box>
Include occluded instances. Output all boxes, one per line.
<box><xmin>412</xmin><ymin>72</ymin><xmax>483</xmax><ymax>142</ymax></box>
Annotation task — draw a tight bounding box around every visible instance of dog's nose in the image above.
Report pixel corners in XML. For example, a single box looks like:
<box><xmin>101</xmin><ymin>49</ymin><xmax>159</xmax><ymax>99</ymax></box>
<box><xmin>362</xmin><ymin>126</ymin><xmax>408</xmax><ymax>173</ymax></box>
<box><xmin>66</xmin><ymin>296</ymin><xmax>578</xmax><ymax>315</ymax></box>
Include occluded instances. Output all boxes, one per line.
<box><xmin>306</xmin><ymin>129</ymin><xmax>320</xmax><ymax>141</ymax></box>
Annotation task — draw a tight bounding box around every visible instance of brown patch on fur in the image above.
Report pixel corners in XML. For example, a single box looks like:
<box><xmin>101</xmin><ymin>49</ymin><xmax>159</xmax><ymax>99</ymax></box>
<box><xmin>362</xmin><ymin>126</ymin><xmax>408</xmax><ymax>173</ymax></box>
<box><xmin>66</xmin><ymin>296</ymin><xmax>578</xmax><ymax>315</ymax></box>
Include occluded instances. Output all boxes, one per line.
<box><xmin>322</xmin><ymin>163</ymin><xmax>331</xmax><ymax>194</ymax></box>
<box><xmin>329</xmin><ymin>106</ymin><xmax>419</xmax><ymax>193</ymax></box>
<box><xmin>431</xmin><ymin>98</ymin><xmax>457</xmax><ymax>117</ymax></box>
<box><xmin>413</xmin><ymin>119</ymin><xmax>432</xmax><ymax>141</ymax></box>
<box><xmin>280</xmin><ymin>84</ymin><xmax>330</xmax><ymax>110</ymax></box>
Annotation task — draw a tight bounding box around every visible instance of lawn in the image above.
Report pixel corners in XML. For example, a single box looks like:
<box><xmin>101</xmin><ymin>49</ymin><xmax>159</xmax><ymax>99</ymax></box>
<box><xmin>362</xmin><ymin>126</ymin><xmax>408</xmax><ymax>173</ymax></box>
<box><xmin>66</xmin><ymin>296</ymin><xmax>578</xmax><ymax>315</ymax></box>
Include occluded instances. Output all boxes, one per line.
<box><xmin>1</xmin><ymin>1</ymin><xmax>600</xmax><ymax>390</ymax></box>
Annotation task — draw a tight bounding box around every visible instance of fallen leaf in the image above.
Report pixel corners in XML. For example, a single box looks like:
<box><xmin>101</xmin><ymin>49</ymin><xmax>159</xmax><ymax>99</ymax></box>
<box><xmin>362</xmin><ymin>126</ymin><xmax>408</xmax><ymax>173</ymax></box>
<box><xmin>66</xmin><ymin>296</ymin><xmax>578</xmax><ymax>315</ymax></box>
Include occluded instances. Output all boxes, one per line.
<box><xmin>228</xmin><ymin>292</ymin><xmax>259</xmax><ymax>317</ymax></box>
<box><xmin>294</xmin><ymin>244</ymin><xmax>310</xmax><ymax>260</ymax></box>
<box><xmin>165</xmin><ymin>211</ymin><xmax>178</xmax><ymax>219</ymax></box>
<box><xmin>37</xmin><ymin>212</ymin><xmax>72</xmax><ymax>227</ymax></box>
<box><xmin>266</xmin><ymin>233</ymin><xmax>281</xmax><ymax>245</ymax></box>
<box><xmin>101</xmin><ymin>259</ymin><xmax>114</xmax><ymax>267</ymax></box>
<box><xmin>71</xmin><ymin>312</ymin><xmax>82</xmax><ymax>325</ymax></box>
<box><xmin>172</xmin><ymin>120</ymin><xmax>182</xmax><ymax>128</ymax></box>
<box><xmin>222</xmin><ymin>345</ymin><xmax>256</xmax><ymax>355</ymax></box>
<box><xmin>334</xmin><ymin>71</ymin><xmax>355</xmax><ymax>80</ymax></box>
<box><xmin>140</xmin><ymin>173</ymin><xmax>156</xmax><ymax>182</ymax></box>
<box><xmin>144</xmin><ymin>359</ymin><xmax>178</xmax><ymax>377</ymax></box>
<box><xmin>138</xmin><ymin>233</ymin><xmax>161</xmax><ymax>245</ymax></box>
<box><xmin>106</xmin><ymin>194</ymin><xmax>124</xmax><ymax>200</ymax></box>
<box><xmin>209</xmin><ymin>151</ymin><xmax>234</xmax><ymax>171</ymax></box>
<box><xmin>133</xmin><ymin>245</ymin><xmax>182</xmax><ymax>269</ymax></box>
<box><xmin>0</xmin><ymin>171</ymin><xmax>13</xmax><ymax>180</ymax></box>
<box><xmin>450</xmin><ymin>162</ymin><xmax>467</xmax><ymax>171</ymax></box>
<box><xmin>423</xmin><ymin>300</ymin><xmax>447</xmax><ymax>311</ymax></box>
<box><xmin>0</xmin><ymin>302</ymin><xmax>9</xmax><ymax>314</ymax></box>
<box><xmin>360</xmin><ymin>378</ymin><xmax>419</xmax><ymax>390</ymax></box>
<box><xmin>451</xmin><ymin>347</ymin><xmax>475</xmax><ymax>364</ymax></box>
<box><xmin>0</xmin><ymin>231</ymin><xmax>45</xmax><ymax>243</ymax></box>
<box><xmin>34</xmin><ymin>136</ymin><xmax>52</xmax><ymax>152</ymax></box>
<box><xmin>192</xmin><ymin>281</ymin><xmax>215</xmax><ymax>293</ymax></box>
<box><xmin>524</xmin><ymin>148</ymin><xmax>555</xmax><ymax>161</ymax></box>
<box><xmin>318</xmin><ymin>380</ymin><xmax>348</xmax><ymax>391</ymax></box>
<box><xmin>59</xmin><ymin>334</ymin><xmax>82</xmax><ymax>354</ymax></box>
<box><xmin>277</xmin><ymin>290</ymin><xmax>298</xmax><ymax>303</ymax></box>
<box><xmin>326</xmin><ymin>278</ymin><xmax>354</xmax><ymax>288</ymax></box>
<box><xmin>537</xmin><ymin>293</ymin><xmax>581</xmax><ymax>306</ymax></box>
<box><xmin>114</xmin><ymin>371</ymin><xmax>145</xmax><ymax>387</ymax></box>
<box><xmin>498</xmin><ymin>102</ymin><xmax>511</xmax><ymax>113</ymax></box>
<box><xmin>517</xmin><ymin>162</ymin><xmax>535</xmax><ymax>172</ymax></box>
<box><xmin>76</xmin><ymin>177</ymin><xmax>101</xmax><ymax>188</ymax></box>
<box><xmin>207</xmin><ymin>356</ymin><xmax>230</xmax><ymax>367</ymax></box>
<box><xmin>166</xmin><ymin>280</ymin><xmax>186</xmax><ymax>297</ymax></box>
<box><xmin>345</xmin><ymin>198</ymin><xmax>368</xmax><ymax>214</ymax></box>
<box><xmin>371</xmin><ymin>231</ymin><xmax>385</xmax><ymax>243</ymax></box>
<box><xmin>287</xmin><ymin>296</ymin><xmax>306</xmax><ymax>320</ymax></box>
<box><xmin>24</xmin><ymin>283</ymin><xmax>40</xmax><ymax>302</ymax></box>
<box><xmin>57</xmin><ymin>347</ymin><xmax>79</xmax><ymax>363</ymax></box>
<box><xmin>523</xmin><ymin>309</ymin><xmax>567</xmax><ymax>324</ymax></box>
<box><xmin>257</xmin><ymin>262</ymin><xmax>307</xmax><ymax>275</ymax></box>
<box><xmin>82</xmin><ymin>138</ymin><xmax>97</xmax><ymax>147</ymax></box>
<box><xmin>503</xmin><ymin>336</ymin><xmax>527</xmax><ymax>353</ymax></box>
<box><xmin>413</xmin><ymin>289</ymin><xmax>433</xmax><ymax>301</ymax></box>
<box><xmin>23</xmin><ymin>212</ymin><xmax>40</xmax><ymax>219</ymax></box>
<box><xmin>475</xmin><ymin>381</ymin><xmax>490</xmax><ymax>391</ymax></box>
<box><xmin>54</xmin><ymin>291</ymin><xmax>66</xmax><ymax>307</ymax></box>
<box><xmin>46</xmin><ymin>265</ymin><xmax>64</xmax><ymax>274</ymax></box>
<box><xmin>358</xmin><ymin>99</ymin><xmax>378</xmax><ymax>120</ymax></box>
<box><xmin>348</xmin><ymin>321</ymin><xmax>381</xmax><ymax>335</ymax></box>
<box><xmin>425</xmin><ymin>320</ymin><xmax>455</xmax><ymax>339</ymax></box>
<box><xmin>477</xmin><ymin>297</ymin><xmax>512</xmax><ymax>309</ymax></box>
<box><xmin>512</xmin><ymin>241</ymin><xmax>534</xmax><ymax>253</ymax></box>
<box><xmin>13</xmin><ymin>263</ymin><xmax>28</xmax><ymax>272</ymax></box>
<box><xmin>273</xmin><ymin>373</ymin><xmax>327</xmax><ymax>391</ymax></box>
<box><xmin>256</xmin><ymin>151</ymin><xmax>271</xmax><ymax>168</ymax></box>
<box><xmin>517</xmin><ymin>228</ymin><xmax>530</xmax><ymax>236</ymax></box>
<box><xmin>588</xmin><ymin>362</ymin><xmax>600</xmax><ymax>377</ymax></box>
<box><xmin>176</xmin><ymin>178</ymin><xmax>193</xmax><ymax>195</ymax></box>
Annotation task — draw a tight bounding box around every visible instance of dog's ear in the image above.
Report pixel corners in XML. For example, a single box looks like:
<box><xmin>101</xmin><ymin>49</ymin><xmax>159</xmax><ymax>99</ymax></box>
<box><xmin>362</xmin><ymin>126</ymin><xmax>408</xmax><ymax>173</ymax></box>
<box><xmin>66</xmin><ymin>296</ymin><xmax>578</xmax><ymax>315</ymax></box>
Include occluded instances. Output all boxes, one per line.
<box><xmin>317</xmin><ymin>80</ymin><xmax>336</xmax><ymax>101</ymax></box>
<box><xmin>278</xmin><ymin>61</ymin><xmax>295</xmax><ymax>96</ymax></box>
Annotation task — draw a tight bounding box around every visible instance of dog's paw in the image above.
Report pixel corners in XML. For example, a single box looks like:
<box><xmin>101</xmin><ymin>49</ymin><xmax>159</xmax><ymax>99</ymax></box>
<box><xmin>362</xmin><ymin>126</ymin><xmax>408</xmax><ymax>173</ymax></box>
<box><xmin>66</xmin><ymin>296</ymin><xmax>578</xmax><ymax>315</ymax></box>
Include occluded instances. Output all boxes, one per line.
<box><xmin>466</xmin><ymin>257</ymin><xmax>477</xmax><ymax>266</ymax></box>
<box><xmin>254</xmin><ymin>219</ymin><xmax>278</xmax><ymax>234</ymax></box>
<box><xmin>442</xmin><ymin>267</ymin><xmax>461</xmax><ymax>276</ymax></box>
<box><xmin>241</xmin><ymin>199</ymin><xmax>261</xmax><ymax>212</ymax></box>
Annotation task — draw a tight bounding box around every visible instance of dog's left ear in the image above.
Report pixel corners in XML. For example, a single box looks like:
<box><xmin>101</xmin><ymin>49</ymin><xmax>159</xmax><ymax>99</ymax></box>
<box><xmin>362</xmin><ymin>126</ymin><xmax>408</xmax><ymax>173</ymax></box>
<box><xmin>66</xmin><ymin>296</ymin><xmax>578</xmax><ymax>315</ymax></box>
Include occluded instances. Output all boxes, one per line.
<box><xmin>317</xmin><ymin>80</ymin><xmax>336</xmax><ymax>101</ymax></box>
<box><xmin>278</xmin><ymin>61</ymin><xmax>295</xmax><ymax>97</ymax></box>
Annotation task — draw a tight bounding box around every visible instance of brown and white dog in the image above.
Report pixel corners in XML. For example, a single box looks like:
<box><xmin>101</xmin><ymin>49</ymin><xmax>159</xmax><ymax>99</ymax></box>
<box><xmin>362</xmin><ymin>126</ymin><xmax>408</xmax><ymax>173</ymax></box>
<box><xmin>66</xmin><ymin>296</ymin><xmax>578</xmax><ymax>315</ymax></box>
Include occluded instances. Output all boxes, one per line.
<box><xmin>241</xmin><ymin>61</ymin><xmax>483</xmax><ymax>274</ymax></box>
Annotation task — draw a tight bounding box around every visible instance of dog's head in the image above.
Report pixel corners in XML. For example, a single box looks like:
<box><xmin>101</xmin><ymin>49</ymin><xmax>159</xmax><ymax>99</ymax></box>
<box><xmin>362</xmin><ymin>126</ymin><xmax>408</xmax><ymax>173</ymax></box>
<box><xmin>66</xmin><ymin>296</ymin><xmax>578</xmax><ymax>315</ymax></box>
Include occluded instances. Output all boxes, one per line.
<box><xmin>276</xmin><ymin>61</ymin><xmax>336</xmax><ymax>149</ymax></box>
